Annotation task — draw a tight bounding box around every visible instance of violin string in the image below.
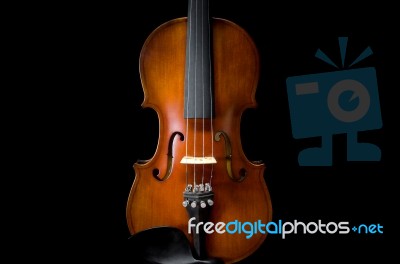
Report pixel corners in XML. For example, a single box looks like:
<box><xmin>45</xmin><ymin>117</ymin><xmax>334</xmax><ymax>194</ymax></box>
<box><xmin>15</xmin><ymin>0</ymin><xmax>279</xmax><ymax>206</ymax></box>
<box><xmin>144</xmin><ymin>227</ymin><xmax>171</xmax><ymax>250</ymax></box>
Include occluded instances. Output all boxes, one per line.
<box><xmin>201</xmin><ymin>0</ymin><xmax>205</xmax><ymax>186</ymax></box>
<box><xmin>193</xmin><ymin>0</ymin><xmax>198</xmax><ymax>188</ymax></box>
<box><xmin>208</xmin><ymin>0</ymin><xmax>214</xmax><ymax>188</ymax></box>
<box><xmin>185</xmin><ymin>0</ymin><xmax>193</xmax><ymax>188</ymax></box>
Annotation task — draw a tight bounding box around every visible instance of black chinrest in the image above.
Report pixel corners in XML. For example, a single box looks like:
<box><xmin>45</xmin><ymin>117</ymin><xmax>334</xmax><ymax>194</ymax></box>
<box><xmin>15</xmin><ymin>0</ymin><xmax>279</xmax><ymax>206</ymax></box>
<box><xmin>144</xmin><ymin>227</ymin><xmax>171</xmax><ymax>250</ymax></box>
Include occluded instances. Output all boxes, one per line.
<box><xmin>128</xmin><ymin>226</ymin><xmax>223</xmax><ymax>264</ymax></box>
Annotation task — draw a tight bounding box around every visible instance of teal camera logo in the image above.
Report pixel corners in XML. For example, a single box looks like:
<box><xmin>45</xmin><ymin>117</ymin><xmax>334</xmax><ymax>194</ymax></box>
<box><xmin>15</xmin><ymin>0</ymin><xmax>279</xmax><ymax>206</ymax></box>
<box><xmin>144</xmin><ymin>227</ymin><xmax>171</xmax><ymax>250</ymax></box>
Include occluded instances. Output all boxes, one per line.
<box><xmin>286</xmin><ymin>37</ymin><xmax>382</xmax><ymax>166</ymax></box>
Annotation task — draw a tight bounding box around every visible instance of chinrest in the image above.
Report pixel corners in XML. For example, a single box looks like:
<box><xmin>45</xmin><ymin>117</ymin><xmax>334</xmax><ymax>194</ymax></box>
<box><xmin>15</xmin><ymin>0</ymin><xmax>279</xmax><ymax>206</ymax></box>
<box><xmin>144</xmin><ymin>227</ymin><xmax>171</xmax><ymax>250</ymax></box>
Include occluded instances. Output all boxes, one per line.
<box><xmin>128</xmin><ymin>226</ymin><xmax>223</xmax><ymax>264</ymax></box>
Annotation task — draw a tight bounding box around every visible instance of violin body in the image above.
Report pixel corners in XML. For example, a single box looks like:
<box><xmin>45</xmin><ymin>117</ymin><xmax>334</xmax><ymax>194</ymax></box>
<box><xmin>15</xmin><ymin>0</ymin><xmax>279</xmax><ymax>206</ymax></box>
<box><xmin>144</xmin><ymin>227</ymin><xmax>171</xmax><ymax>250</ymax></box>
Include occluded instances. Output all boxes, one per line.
<box><xmin>127</xmin><ymin>4</ymin><xmax>272</xmax><ymax>263</ymax></box>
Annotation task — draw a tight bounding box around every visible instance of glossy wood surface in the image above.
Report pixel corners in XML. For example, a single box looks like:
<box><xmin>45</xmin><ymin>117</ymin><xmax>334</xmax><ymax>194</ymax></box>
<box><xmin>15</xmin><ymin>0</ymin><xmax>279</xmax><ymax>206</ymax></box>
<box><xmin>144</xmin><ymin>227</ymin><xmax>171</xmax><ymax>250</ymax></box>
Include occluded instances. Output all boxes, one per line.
<box><xmin>126</xmin><ymin>17</ymin><xmax>272</xmax><ymax>263</ymax></box>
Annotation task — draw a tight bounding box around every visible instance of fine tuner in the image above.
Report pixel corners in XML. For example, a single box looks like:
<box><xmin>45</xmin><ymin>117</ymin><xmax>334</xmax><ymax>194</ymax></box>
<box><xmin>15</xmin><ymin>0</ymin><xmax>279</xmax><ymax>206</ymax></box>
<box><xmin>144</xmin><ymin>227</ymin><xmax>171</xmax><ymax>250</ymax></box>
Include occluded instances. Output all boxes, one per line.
<box><xmin>183</xmin><ymin>183</ymin><xmax>214</xmax><ymax>208</ymax></box>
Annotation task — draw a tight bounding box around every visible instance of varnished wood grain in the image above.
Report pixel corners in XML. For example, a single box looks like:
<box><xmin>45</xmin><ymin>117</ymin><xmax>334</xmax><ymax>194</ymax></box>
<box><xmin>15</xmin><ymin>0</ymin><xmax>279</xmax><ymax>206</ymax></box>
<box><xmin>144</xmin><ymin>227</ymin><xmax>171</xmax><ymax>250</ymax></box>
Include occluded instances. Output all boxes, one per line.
<box><xmin>126</xmin><ymin>17</ymin><xmax>272</xmax><ymax>263</ymax></box>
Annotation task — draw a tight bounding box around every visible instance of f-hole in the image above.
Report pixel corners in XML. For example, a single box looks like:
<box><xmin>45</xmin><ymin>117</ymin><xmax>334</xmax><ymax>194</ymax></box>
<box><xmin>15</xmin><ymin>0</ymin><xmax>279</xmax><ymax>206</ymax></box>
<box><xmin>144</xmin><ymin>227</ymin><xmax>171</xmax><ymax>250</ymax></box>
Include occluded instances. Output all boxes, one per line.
<box><xmin>215</xmin><ymin>131</ymin><xmax>247</xmax><ymax>182</ymax></box>
<box><xmin>153</xmin><ymin>131</ymin><xmax>184</xmax><ymax>181</ymax></box>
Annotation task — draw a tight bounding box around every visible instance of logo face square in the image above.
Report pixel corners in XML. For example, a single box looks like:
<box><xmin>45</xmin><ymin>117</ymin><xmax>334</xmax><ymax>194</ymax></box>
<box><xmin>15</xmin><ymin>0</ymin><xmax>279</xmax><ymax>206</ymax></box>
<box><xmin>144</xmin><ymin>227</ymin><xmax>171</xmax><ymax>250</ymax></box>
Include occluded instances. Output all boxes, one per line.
<box><xmin>286</xmin><ymin>67</ymin><xmax>382</xmax><ymax>139</ymax></box>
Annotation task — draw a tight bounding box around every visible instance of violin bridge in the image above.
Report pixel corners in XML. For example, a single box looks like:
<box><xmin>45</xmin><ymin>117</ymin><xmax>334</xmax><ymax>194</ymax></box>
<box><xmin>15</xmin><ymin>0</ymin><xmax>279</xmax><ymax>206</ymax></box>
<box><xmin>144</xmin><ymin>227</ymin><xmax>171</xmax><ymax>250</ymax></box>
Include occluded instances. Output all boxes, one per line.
<box><xmin>180</xmin><ymin>156</ymin><xmax>217</xmax><ymax>164</ymax></box>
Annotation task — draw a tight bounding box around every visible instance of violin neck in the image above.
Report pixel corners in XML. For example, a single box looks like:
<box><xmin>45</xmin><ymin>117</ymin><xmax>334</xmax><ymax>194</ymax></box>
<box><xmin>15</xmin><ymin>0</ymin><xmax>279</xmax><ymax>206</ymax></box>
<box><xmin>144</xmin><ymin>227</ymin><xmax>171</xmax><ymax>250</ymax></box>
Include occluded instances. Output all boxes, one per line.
<box><xmin>184</xmin><ymin>0</ymin><xmax>214</xmax><ymax>119</ymax></box>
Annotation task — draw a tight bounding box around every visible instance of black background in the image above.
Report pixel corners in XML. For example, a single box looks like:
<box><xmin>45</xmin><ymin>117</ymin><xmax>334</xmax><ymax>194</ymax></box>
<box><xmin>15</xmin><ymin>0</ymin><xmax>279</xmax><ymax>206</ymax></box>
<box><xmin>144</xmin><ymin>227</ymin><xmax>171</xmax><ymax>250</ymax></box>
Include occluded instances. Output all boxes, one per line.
<box><xmin>90</xmin><ymin>0</ymin><xmax>393</xmax><ymax>262</ymax></box>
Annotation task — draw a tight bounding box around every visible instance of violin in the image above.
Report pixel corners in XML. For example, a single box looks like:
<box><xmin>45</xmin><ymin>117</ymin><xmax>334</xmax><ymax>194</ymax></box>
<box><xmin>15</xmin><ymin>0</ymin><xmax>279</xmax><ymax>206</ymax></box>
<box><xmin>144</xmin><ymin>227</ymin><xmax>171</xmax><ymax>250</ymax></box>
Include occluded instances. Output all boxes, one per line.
<box><xmin>127</xmin><ymin>0</ymin><xmax>272</xmax><ymax>262</ymax></box>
